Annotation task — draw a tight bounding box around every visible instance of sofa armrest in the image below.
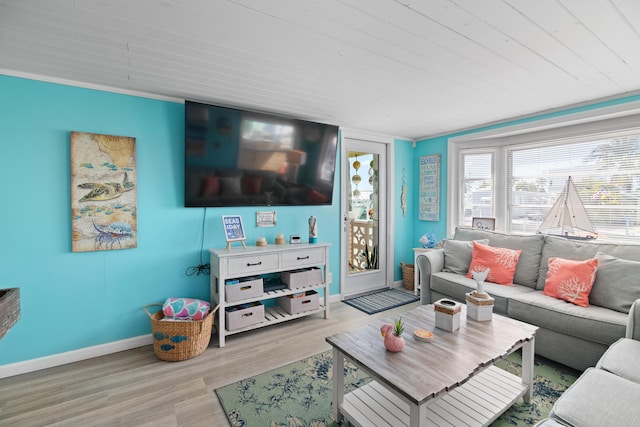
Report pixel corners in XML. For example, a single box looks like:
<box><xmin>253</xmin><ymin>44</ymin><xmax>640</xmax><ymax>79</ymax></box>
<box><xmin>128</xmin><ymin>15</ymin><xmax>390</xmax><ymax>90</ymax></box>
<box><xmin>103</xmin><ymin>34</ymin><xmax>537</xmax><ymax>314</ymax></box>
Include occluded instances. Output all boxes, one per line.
<box><xmin>416</xmin><ymin>250</ymin><xmax>444</xmax><ymax>305</ymax></box>
<box><xmin>626</xmin><ymin>298</ymin><xmax>640</xmax><ymax>340</ymax></box>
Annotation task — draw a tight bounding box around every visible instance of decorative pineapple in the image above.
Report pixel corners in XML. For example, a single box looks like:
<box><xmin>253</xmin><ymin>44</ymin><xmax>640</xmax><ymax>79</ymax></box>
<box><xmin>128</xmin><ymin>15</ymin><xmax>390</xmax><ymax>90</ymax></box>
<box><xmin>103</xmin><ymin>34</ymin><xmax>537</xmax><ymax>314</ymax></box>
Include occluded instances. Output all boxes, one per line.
<box><xmin>380</xmin><ymin>317</ymin><xmax>406</xmax><ymax>352</ymax></box>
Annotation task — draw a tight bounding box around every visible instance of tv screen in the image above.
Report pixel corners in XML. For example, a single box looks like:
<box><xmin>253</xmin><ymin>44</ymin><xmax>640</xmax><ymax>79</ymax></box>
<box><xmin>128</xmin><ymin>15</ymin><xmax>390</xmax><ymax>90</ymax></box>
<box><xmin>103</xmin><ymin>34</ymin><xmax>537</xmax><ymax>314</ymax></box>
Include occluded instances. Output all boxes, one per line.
<box><xmin>185</xmin><ymin>101</ymin><xmax>339</xmax><ymax>207</ymax></box>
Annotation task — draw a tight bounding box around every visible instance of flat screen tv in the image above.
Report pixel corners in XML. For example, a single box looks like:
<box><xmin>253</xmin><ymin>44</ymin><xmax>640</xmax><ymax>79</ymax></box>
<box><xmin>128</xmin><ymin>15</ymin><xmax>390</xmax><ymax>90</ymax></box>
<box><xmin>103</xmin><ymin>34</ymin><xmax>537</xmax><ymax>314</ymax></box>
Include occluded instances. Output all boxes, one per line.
<box><xmin>185</xmin><ymin>101</ymin><xmax>339</xmax><ymax>208</ymax></box>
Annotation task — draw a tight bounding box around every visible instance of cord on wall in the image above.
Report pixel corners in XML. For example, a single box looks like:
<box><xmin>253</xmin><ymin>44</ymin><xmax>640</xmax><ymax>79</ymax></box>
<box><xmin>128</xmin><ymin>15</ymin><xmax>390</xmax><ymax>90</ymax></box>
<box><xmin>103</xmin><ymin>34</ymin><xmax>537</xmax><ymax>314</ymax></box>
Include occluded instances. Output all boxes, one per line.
<box><xmin>185</xmin><ymin>208</ymin><xmax>210</xmax><ymax>276</ymax></box>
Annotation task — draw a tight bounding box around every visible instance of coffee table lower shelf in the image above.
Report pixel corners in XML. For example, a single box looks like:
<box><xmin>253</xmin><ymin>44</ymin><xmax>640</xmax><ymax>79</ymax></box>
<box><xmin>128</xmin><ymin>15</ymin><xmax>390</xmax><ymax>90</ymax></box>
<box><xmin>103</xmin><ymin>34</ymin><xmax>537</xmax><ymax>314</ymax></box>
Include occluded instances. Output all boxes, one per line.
<box><xmin>340</xmin><ymin>365</ymin><xmax>527</xmax><ymax>427</ymax></box>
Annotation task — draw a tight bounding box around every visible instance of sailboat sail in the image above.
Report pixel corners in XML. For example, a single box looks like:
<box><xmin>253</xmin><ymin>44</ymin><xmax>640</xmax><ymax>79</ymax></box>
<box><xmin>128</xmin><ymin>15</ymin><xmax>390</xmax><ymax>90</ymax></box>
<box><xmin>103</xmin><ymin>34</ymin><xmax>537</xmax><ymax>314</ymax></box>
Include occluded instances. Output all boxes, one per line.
<box><xmin>537</xmin><ymin>176</ymin><xmax>597</xmax><ymax>239</ymax></box>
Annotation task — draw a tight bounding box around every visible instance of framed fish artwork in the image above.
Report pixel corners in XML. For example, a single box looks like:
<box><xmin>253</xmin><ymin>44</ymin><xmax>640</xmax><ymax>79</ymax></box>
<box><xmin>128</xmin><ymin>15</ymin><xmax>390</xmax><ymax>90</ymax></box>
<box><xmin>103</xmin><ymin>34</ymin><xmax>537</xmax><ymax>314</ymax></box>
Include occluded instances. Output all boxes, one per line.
<box><xmin>70</xmin><ymin>131</ymin><xmax>137</xmax><ymax>252</ymax></box>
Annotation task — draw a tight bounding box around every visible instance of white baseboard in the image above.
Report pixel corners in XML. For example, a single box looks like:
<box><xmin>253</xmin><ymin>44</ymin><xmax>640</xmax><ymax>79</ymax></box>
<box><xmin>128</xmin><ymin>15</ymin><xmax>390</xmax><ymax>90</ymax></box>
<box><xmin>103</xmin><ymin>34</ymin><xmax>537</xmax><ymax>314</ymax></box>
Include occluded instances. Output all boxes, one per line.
<box><xmin>0</xmin><ymin>335</ymin><xmax>152</xmax><ymax>379</ymax></box>
<box><xmin>1</xmin><ymin>291</ymin><xmax>398</xmax><ymax>379</ymax></box>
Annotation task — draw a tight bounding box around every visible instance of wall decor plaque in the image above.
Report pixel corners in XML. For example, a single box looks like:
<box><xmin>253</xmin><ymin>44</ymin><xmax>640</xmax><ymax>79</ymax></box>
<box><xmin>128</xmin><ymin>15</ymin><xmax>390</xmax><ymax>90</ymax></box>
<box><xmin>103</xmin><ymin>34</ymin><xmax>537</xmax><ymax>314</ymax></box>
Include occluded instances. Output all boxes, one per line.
<box><xmin>71</xmin><ymin>132</ymin><xmax>137</xmax><ymax>252</ymax></box>
<box><xmin>419</xmin><ymin>154</ymin><xmax>440</xmax><ymax>221</ymax></box>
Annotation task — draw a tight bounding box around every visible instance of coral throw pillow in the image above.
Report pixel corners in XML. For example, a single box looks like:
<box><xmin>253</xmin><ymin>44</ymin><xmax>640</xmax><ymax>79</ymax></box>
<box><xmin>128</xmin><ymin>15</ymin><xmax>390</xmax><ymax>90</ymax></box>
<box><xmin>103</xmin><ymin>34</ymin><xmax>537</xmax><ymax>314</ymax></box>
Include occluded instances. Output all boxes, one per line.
<box><xmin>543</xmin><ymin>257</ymin><xmax>599</xmax><ymax>307</ymax></box>
<box><xmin>466</xmin><ymin>241</ymin><xmax>521</xmax><ymax>285</ymax></box>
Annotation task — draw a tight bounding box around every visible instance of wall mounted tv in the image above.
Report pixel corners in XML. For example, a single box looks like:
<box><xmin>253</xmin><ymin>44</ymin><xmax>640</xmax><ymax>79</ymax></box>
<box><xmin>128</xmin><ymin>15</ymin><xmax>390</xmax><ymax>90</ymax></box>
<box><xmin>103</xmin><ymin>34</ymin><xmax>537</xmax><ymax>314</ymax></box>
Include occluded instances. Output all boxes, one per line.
<box><xmin>185</xmin><ymin>101</ymin><xmax>339</xmax><ymax>208</ymax></box>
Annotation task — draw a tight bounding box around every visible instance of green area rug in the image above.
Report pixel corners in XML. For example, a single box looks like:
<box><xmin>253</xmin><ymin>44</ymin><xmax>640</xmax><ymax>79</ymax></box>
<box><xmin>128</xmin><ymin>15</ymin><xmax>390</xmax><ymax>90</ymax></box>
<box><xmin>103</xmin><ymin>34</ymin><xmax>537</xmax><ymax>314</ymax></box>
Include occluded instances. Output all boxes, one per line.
<box><xmin>215</xmin><ymin>350</ymin><xmax>579</xmax><ymax>426</ymax></box>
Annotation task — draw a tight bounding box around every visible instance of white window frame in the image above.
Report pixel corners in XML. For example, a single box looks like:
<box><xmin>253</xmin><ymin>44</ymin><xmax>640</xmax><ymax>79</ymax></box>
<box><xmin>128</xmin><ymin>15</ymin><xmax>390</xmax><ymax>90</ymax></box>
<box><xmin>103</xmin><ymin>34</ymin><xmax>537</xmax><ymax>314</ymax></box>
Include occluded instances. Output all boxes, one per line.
<box><xmin>447</xmin><ymin>102</ymin><xmax>640</xmax><ymax>239</ymax></box>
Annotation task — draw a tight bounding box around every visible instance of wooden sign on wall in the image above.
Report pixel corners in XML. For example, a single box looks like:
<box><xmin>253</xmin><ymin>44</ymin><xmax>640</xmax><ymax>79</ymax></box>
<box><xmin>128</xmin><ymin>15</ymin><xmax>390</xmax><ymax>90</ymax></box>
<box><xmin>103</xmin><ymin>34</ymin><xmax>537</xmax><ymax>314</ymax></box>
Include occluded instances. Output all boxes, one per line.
<box><xmin>419</xmin><ymin>154</ymin><xmax>440</xmax><ymax>221</ymax></box>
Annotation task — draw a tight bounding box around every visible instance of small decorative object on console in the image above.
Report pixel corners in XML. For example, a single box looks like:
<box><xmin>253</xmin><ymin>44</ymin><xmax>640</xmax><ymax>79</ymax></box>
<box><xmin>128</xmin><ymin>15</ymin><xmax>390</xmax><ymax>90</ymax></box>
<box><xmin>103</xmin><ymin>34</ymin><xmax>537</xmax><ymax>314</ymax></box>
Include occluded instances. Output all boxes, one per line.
<box><xmin>419</xmin><ymin>231</ymin><xmax>437</xmax><ymax>248</ymax></box>
<box><xmin>290</xmin><ymin>234</ymin><xmax>301</xmax><ymax>244</ymax></box>
<box><xmin>308</xmin><ymin>215</ymin><xmax>318</xmax><ymax>243</ymax></box>
<box><xmin>434</xmin><ymin>299</ymin><xmax>462</xmax><ymax>332</ymax></box>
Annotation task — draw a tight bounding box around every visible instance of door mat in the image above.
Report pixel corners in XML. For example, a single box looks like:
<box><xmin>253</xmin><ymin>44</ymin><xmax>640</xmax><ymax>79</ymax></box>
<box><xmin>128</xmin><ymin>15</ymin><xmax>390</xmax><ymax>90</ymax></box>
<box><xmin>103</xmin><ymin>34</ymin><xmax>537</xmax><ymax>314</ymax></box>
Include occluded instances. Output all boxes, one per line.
<box><xmin>343</xmin><ymin>288</ymin><xmax>419</xmax><ymax>314</ymax></box>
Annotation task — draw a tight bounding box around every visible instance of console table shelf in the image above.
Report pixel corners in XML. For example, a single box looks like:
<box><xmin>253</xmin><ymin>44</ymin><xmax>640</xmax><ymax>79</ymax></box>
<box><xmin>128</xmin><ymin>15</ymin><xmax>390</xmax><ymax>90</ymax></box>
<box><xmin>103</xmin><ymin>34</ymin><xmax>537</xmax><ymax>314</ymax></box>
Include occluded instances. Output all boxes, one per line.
<box><xmin>210</xmin><ymin>243</ymin><xmax>330</xmax><ymax>347</ymax></box>
<box><xmin>224</xmin><ymin>304</ymin><xmax>326</xmax><ymax>337</ymax></box>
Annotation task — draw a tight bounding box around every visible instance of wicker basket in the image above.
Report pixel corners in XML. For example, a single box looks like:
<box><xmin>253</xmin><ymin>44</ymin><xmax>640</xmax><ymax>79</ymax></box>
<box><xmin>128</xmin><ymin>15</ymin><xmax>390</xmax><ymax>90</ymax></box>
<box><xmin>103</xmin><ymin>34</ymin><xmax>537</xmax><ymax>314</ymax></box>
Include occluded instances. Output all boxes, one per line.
<box><xmin>400</xmin><ymin>262</ymin><xmax>415</xmax><ymax>291</ymax></box>
<box><xmin>0</xmin><ymin>288</ymin><xmax>20</xmax><ymax>340</ymax></box>
<box><xmin>143</xmin><ymin>303</ymin><xmax>218</xmax><ymax>362</ymax></box>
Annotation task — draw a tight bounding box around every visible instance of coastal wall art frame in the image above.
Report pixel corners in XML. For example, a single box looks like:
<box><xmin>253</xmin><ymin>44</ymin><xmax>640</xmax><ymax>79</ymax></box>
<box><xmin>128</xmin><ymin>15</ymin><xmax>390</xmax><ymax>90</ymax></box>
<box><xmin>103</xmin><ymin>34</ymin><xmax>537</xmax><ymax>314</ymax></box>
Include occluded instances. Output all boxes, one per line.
<box><xmin>472</xmin><ymin>217</ymin><xmax>496</xmax><ymax>231</ymax></box>
<box><xmin>419</xmin><ymin>154</ymin><xmax>440</xmax><ymax>221</ymax></box>
<box><xmin>71</xmin><ymin>131</ymin><xmax>137</xmax><ymax>253</ymax></box>
<box><xmin>256</xmin><ymin>211</ymin><xmax>277</xmax><ymax>227</ymax></box>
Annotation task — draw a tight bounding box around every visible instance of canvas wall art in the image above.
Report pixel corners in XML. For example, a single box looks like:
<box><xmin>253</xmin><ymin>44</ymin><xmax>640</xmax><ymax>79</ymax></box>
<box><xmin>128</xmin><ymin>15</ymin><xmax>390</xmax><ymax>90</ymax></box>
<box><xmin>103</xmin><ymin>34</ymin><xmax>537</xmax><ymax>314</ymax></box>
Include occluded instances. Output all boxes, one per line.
<box><xmin>71</xmin><ymin>132</ymin><xmax>137</xmax><ymax>252</ymax></box>
<box><xmin>419</xmin><ymin>154</ymin><xmax>440</xmax><ymax>221</ymax></box>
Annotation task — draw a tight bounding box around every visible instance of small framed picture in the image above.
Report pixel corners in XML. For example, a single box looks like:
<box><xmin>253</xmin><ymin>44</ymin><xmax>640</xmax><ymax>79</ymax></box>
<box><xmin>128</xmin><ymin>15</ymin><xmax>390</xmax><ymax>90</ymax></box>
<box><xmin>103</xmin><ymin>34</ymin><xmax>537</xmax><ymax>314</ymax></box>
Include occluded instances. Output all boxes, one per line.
<box><xmin>222</xmin><ymin>215</ymin><xmax>246</xmax><ymax>242</ymax></box>
<box><xmin>472</xmin><ymin>217</ymin><xmax>495</xmax><ymax>231</ymax></box>
<box><xmin>256</xmin><ymin>211</ymin><xmax>276</xmax><ymax>227</ymax></box>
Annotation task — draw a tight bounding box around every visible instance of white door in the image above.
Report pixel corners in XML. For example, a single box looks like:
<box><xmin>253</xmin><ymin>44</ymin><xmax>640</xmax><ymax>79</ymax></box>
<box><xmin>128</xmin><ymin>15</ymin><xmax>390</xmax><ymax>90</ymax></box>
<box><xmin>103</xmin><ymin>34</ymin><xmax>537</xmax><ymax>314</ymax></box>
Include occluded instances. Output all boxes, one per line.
<box><xmin>341</xmin><ymin>137</ymin><xmax>390</xmax><ymax>298</ymax></box>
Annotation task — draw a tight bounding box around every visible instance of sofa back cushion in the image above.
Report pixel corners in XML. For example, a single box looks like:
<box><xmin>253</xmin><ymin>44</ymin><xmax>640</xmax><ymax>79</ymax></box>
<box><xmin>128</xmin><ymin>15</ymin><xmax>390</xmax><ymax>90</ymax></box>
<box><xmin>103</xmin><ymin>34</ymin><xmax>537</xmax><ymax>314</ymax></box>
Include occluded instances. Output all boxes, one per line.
<box><xmin>589</xmin><ymin>252</ymin><xmax>640</xmax><ymax>313</ymax></box>
<box><xmin>537</xmin><ymin>235</ymin><xmax>640</xmax><ymax>290</ymax></box>
<box><xmin>454</xmin><ymin>227</ymin><xmax>544</xmax><ymax>288</ymax></box>
<box><xmin>442</xmin><ymin>238</ymin><xmax>489</xmax><ymax>274</ymax></box>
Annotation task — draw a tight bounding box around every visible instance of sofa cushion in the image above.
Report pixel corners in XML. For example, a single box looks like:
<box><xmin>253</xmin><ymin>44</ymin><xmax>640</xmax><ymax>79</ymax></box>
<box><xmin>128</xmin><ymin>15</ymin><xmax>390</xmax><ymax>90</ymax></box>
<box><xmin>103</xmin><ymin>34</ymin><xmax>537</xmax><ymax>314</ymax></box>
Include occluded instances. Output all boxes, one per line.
<box><xmin>431</xmin><ymin>272</ymin><xmax>535</xmax><ymax>315</ymax></box>
<box><xmin>543</xmin><ymin>257</ymin><xmax>598</xmax><ymax>307</ymax></box>
<box><xmin>536</xmin><ymin>235</ymin><xmax>640</xmax><ymax>290</ymax></box>
<box><xmin>550</xmin><ymin>368</ymin><xmax>640</xmax><ymax>427</ymax></box>
<box><xmin>596</xmin><ymin>338</ymin><xmax>640</xmax><ymax>384</ymax></box>
<box><xmin>454</xmin><ymin>227</ymin><xmax>544</xmax><ymax>289</ymax></box>
<box><xmin>467</xmin><ymin>241</ymin><xmax>521</xmax><ymax>285</ymax></box>
<box><xmin>590</xmin><ymin>253</ymin><xmax>640</xmax><ymax>313</ymax></box>
<box><xmin>508</xmin><ymin>291</ymin><xmax>627</xmax><ymax>346</ymax></box>
<box><xmin>442</xmin><ymin>238</ymin><xmax>489</xmax><ymax>274</ymax></box>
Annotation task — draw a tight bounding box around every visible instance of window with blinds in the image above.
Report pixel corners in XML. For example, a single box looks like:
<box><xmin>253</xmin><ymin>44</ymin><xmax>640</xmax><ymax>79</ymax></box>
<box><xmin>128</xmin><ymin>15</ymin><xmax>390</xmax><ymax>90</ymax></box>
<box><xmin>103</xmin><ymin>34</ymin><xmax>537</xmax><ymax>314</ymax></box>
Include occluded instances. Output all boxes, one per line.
<box><xmin>508</xmin><ymin>132</ymin><xmax>640</xmax><ymax>239</ymax></box>
<box><xmin>460</xmin><ymin>152</ymin><xmax>494</xmax><ymax>228</ymax></box>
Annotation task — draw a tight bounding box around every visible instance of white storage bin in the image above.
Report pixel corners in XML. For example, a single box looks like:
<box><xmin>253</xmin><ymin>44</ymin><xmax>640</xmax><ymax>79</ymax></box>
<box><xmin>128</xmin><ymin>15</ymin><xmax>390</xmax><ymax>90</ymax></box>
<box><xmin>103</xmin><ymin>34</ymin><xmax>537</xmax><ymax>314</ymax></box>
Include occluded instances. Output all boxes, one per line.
<box><xmin>307</xmin><ymin>267</ymin><xmax>323</xmax><ymax>286</ymax></box>
<box><xmin>225</xmin><ymin>302</ymin><xmax>264</xmax><ymax>330</ymax></box>
<box><xmin>278</xmin><ymin>291</ymin><xmax>319</xmax><ymax>314</ymax></box>
<box><xmin>281</xmin><ymin>269</ymin><xmax>308</xmax><ymax>288</ymax></box>
<box><xmin>225</xmin><ymin>276</ymin><xmax>263</xmax><ymax>302</ymax></box>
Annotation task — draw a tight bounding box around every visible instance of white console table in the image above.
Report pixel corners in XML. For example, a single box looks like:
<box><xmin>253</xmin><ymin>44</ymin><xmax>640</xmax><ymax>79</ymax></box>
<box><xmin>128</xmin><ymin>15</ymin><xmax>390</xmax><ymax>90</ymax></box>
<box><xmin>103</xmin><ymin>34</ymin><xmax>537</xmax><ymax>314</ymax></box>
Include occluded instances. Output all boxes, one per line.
<box><xmin>210</xmin><ymin>242</ymin><xmax>330</xmax><ymax>347</ymax></box>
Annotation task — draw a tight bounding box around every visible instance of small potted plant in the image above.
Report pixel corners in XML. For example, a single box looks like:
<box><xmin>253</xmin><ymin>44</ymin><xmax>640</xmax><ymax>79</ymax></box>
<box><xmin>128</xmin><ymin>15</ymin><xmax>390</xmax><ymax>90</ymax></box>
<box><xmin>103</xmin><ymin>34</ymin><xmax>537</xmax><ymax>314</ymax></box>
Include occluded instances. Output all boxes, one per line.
<box><xmin>380</xmin><ymin>317</ymin><xmax>405</xmax><ymax>352</ymax></box>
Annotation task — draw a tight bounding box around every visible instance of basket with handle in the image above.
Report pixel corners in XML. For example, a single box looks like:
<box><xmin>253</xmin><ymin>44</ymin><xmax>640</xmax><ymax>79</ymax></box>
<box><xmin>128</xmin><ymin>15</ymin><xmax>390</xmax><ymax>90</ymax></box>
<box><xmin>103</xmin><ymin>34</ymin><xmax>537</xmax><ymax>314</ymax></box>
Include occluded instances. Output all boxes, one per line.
<box><xmin>143</xmin><ymin>302</ymin><xmax>219</xmax><ymax>362</ymax></box>
<box><xmin>400</xmin><ymin>262</ymin><xmax>415</xmax><ymax>291</ymax></box>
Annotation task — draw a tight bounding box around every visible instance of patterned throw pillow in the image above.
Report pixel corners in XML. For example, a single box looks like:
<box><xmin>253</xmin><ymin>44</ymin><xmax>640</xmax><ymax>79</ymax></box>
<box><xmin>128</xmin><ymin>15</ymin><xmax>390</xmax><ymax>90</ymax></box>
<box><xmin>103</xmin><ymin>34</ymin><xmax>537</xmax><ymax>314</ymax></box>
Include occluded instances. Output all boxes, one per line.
<box><xmin>466</xmin><ymin>241</ymin><xmax>521</xmax><ymax>285</ymax></box>
<box><xmin>162</xmin><ymin>298</ymin><xmax>211</xmax><ymax>320</ymax></box>
<box><xmin>543</xmin><ymin>257</ymin><xmax>599</xmax><ymax>307</ymax></box>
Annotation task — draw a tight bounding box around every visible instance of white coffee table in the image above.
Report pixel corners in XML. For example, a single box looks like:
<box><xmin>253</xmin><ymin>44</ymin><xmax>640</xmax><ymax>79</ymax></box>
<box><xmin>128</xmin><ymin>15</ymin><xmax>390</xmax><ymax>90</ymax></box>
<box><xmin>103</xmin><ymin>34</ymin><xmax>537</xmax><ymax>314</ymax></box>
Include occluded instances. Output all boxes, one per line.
<box><xmin>326</xmin><ymin>304</ymin><xmax>537</xmax><ymax>426</ymax></box>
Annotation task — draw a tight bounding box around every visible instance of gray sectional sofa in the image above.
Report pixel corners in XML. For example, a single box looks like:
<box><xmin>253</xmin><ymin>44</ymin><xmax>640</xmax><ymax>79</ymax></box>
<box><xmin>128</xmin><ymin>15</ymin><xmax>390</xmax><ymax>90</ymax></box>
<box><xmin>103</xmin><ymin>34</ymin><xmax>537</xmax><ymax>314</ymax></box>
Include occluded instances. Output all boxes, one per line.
<box><xmin>416</xmin><ymin>227</ymin><xmax>640</xmax><ymax>371</ymax></box>
<box><xmin>535</xmin><ymin>299</ymin><xmax>640</xmax><ymax>427</ymax></box>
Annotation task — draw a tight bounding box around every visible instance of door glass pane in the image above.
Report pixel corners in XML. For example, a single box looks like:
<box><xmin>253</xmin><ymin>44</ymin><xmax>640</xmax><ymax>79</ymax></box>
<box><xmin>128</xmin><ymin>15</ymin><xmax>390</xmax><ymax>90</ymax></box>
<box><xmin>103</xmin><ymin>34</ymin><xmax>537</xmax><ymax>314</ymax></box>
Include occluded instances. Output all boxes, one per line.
<box><xmin>347</xmin><ymin>151</ymin><xmax>379</xmax><ymax>274</ymax></box>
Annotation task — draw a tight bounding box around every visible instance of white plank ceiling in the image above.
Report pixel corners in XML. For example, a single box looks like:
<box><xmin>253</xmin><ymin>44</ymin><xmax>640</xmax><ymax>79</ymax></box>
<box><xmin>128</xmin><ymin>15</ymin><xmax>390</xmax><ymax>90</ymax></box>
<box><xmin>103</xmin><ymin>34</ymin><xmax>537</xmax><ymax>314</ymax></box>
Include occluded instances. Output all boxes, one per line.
<box><xmin>1</xmin><ymin>0</ymin><xmax>639</xmax><ymax>139</ymax></box>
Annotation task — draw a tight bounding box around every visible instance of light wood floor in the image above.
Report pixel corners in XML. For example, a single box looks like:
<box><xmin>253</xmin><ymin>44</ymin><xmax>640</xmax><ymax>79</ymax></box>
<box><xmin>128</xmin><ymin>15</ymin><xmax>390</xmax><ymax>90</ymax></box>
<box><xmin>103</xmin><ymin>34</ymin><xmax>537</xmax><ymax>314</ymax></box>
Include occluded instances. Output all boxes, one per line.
<box><xmin>0</xmin><ymin>299</ymin><xmax>419</xmax><ymax>426</ymax></box>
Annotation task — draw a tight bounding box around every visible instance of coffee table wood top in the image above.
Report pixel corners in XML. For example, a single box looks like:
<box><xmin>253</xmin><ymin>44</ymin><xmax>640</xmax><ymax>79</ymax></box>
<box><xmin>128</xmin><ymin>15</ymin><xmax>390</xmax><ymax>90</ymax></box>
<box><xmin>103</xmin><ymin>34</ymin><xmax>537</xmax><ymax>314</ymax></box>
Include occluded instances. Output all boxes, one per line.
<box><xmin>326</xmin><ymin>304</ymin><xmax>537</xmax><ymax>406</ymax></box>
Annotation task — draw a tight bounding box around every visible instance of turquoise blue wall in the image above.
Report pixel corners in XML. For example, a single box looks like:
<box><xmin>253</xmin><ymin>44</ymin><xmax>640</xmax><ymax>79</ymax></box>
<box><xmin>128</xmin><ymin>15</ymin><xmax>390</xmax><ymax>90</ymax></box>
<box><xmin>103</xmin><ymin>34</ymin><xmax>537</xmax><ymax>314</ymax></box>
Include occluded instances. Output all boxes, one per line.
<box><xmin>393</xmin><ymin>139</ymin><xmax>416</xmax><ymax>273</ymax></box>
<box><xmin>414</xmin><ymin>94</ymin><xmax>640</xmax><ymax>240</ymax></box>
<box><xmin>0</xmin><ymin>75</ymin><xmax>344</xmax><ymax>365</ymax></box>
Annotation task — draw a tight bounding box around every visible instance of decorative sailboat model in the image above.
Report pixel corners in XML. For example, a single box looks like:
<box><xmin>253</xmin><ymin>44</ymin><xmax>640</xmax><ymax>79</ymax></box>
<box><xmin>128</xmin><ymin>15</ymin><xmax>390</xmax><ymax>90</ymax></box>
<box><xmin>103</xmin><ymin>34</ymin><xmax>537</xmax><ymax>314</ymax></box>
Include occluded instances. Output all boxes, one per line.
<box><xmin>537</xmin><ymin>176</ymin><xmax>598</xmax><ymax>240</ymax></box>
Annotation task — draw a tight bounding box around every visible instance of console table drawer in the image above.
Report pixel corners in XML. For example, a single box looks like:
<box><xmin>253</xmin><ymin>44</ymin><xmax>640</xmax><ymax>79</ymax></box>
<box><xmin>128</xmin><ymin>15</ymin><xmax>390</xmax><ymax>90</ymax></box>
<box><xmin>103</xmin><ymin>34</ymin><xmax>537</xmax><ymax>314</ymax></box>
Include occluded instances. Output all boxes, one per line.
<box><xmin>227</xmin><ymin>253</ymin><xmax>279</xmax><ymax>275</ymax></box>
<box><xmin>281</xmin><ymin>248</ymin><xmax>325</xmax><ymax>267</ymax></box>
